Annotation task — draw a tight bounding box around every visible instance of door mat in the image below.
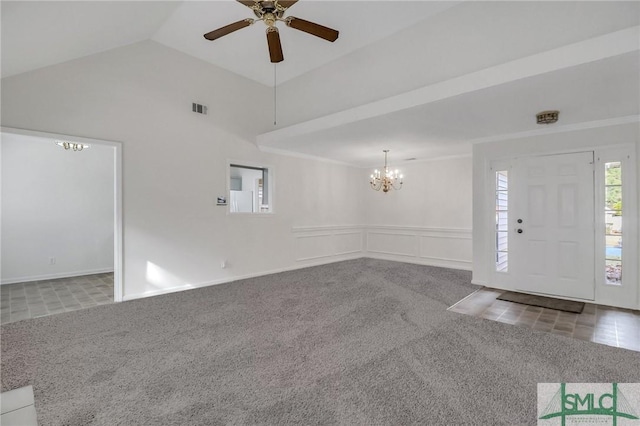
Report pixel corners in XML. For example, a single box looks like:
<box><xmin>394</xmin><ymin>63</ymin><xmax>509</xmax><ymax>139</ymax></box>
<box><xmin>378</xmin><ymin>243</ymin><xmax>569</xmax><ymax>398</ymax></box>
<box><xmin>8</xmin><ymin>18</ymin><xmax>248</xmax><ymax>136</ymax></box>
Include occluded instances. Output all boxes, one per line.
<box><xmin>497</xmin><ymin>291</ymin><xmax>585</xmax><ymax>314</ymax></box>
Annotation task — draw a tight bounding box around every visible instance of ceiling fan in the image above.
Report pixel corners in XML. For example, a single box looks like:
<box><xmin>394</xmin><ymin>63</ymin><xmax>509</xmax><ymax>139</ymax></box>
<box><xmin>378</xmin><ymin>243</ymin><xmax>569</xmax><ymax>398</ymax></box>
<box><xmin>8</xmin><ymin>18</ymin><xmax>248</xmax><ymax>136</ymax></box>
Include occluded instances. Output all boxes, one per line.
<box><xmin>203</xmin><ymin>0</ymin><xmax>339</xmax><ymax>63</ymax></box>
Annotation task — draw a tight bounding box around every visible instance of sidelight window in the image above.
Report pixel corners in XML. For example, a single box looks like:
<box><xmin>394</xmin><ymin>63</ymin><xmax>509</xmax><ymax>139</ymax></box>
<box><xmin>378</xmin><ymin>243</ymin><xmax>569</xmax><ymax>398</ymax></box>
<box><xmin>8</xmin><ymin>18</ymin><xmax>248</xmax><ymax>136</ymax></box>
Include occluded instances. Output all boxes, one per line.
<box><xmin>495</xmin><ymin>170</ymin><xmax>508</xmax><ymax>272</ymax></box>
<box><xmin>604</xmin><ymin>162</ymin><xmax>622</xmax><ymax>285</ymax></box>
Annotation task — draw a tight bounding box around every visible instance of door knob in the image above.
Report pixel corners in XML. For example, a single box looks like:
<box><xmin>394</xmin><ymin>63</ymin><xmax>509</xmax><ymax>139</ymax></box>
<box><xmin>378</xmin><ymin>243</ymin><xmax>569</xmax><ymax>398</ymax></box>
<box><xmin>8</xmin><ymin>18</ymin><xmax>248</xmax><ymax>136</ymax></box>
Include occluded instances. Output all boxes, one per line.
<box><xmin>517</xmin><ymin>219</ymin><xmax>523</xmax><ymax>224</ymax></box>
<box><xmin>517</xmin><ymin>229</ymin><xmax>523</xmax><ymax>234</ymax></box>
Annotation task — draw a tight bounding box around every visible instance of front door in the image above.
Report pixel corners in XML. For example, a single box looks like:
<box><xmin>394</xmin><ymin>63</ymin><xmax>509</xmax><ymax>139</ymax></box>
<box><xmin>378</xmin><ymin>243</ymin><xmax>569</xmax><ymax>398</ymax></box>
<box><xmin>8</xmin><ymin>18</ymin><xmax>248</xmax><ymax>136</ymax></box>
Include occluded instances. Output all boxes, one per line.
<box><xmin>512</xmin><ymin>152</ymin><xmax>595</xmax><ymax>300</ymax></box>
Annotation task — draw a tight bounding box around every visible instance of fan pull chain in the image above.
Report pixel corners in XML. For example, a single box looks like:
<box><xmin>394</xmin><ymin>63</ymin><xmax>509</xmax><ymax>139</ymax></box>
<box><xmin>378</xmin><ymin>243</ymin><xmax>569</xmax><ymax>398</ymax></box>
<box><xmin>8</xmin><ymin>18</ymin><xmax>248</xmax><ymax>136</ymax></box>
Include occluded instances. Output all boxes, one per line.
<box><xmin>273</xmin><ymin>64</ymin><xmax>277</xmax><ymax>126</ymax></box>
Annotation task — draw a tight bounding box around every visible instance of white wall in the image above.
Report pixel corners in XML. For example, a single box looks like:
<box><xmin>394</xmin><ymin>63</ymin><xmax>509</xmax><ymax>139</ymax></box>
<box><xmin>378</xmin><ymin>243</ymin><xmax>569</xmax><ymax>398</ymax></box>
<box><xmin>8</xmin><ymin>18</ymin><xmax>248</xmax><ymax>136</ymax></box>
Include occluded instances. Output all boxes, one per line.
<box><xmin>472</xmin><ymin>123</ymin><xmax>640</xmax><ymax>309</ymax></box>
<box><xmin>1</xmin><ymin>41</ymin><xmax>363</xmax><ymax>300</ymax></box>
<box><xmin>361</xmin><ymin>156</ymin><xmax>473</xmax><ymax>270</ymax></box>
<box><xmin>1</xmin><ymin>134</ymin><xmax>115</xmax><ymax>283</ymax></box>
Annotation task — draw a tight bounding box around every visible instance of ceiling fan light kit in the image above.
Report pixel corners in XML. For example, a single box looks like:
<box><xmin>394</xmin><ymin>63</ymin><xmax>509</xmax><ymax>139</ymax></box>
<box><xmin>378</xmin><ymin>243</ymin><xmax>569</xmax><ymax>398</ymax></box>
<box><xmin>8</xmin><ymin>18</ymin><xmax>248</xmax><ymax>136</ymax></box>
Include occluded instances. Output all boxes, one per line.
<box><xmin>204</xmin><ymin>0</ymin><xmax>339</xmax><ymax>63</ymax></box>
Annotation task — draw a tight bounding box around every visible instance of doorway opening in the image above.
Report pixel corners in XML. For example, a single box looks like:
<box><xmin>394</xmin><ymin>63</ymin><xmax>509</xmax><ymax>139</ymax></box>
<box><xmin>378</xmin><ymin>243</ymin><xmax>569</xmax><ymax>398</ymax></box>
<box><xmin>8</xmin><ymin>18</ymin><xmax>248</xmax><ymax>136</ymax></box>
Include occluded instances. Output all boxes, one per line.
<box><xmin>0</xmin><ymin>127</ymin><xmax>123</xmax><ymax>324</ymax></box>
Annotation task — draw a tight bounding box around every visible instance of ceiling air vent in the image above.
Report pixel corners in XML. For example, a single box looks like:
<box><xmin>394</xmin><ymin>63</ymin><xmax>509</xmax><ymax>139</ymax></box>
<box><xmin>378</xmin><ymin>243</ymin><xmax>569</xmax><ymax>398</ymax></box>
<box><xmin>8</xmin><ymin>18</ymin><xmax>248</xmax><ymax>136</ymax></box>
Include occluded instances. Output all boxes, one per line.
<box><xmin>536</xmin><ymin>110</ymin><xmax>558</xmax><ymax>124</ymax></box>
<box><xmin>192</xmin><ymin>103</ymin><xmax>208</xmax><ymax>115</ymax></box>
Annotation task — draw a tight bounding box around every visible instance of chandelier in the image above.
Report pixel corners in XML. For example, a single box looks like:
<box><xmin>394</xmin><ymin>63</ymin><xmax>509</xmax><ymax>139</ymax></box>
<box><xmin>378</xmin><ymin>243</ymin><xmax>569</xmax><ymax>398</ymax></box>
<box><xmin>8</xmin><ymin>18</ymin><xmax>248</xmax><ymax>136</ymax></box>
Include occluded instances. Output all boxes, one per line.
<box><xmin>370</xmin><ymin>150</ymin><xmax>403</xmax><ymax>193</ymax></box>
<box><xmin>55</xmin><ymin>140</ymin><xmax>90</xmax><ymax>151</ymax></box>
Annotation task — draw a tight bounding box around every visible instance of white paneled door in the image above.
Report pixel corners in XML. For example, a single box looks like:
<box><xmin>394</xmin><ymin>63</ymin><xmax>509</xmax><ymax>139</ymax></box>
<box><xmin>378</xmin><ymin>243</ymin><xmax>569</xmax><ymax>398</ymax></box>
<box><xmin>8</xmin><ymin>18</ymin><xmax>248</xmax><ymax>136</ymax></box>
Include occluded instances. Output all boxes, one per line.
<box><xmin>512</xmin><ymin>152</ymin><xmax>595</xmax><ymax>300</ymax></box>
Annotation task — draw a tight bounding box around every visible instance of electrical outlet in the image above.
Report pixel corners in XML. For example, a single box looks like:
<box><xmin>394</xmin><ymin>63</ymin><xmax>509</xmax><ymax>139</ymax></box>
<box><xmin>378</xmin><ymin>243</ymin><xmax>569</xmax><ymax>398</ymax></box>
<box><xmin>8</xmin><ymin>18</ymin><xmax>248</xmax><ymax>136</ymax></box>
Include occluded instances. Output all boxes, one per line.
<box><xmin>49</xmin><ymin>257</ymin><xmax>56</xmax><ymax>265</ymax></box>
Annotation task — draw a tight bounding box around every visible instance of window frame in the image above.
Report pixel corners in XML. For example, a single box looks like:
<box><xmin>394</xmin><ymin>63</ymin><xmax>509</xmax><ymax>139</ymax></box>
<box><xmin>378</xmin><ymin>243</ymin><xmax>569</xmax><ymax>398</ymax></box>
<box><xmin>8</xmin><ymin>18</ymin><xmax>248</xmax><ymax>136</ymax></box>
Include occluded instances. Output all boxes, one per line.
<box><xmin>594</xmin><ymin>146</ymin><xmax>637</xmax><ymax>307</ymax></box>
<box><xmin>488</xmin><ymin>160</ymin><xmax>513</xmax><ymax>286</ymax></box>
<box><xmin>494</xmin><ymin>169</ymin><xmax>509</xmax><ymax>273</ymax></box>
<box><xmin>603</xmin><ymin>160</ymin><xmax>622</xmax><ymax>285</ymax></box>
<box><xmin>226</xmin><ymin>160</ymin><xmax>275</xmax><ymax>215</ymax></box>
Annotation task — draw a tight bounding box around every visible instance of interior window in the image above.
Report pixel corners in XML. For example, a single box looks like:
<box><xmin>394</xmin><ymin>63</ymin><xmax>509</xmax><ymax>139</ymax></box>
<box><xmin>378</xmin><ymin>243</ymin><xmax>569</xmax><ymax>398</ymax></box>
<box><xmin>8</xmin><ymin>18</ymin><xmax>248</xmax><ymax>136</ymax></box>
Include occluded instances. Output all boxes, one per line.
<box><xmin>229</xmin><ymin>164</ymin><xmax>271</xmax><ymax>213</ymax></box>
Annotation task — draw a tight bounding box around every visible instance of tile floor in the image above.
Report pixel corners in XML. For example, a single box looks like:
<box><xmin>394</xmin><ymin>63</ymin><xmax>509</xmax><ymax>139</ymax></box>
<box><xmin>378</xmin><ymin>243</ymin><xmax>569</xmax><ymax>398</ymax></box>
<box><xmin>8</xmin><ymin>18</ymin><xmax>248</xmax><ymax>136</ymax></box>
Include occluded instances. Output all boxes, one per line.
<box><xmin>449</xmin><ymin>288</ymin><xmax>640</xmax><ymax>352</ymax></box>
<box><xmin>1</xmin><ymin>273</ymin><xmax>114</xmax><ymax>325</ymax></box>
<box><xmin>0</xmin><ymin>386</ymin><xmax>38</xmax><ymax>426</ymax></box>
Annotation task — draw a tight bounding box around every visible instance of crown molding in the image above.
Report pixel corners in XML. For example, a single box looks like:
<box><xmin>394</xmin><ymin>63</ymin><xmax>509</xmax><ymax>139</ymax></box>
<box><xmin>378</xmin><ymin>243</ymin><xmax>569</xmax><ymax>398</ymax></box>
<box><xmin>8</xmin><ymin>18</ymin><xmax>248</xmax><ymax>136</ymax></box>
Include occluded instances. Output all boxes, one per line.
<box><xmin>258</xmin><ymin>145</ymin><xmax>359</xmax><ymax>167</ymax></box>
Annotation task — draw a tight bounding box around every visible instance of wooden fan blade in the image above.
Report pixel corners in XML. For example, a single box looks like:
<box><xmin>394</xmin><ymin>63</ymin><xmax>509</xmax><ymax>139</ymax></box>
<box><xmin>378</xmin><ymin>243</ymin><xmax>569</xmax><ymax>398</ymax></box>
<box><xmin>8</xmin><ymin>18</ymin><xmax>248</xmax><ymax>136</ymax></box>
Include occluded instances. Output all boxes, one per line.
<box><xmin>266</xmin><ymin>28</ymin><xmax>284</xmax><ymax>63</ymax></box>
<box><xmin>237</xmin><ymin>1</ymin><xmax>257</xmax><ymax>7</ymax></box>
<box><xmin>277</xmin><ymin>1</ymin><xmax>298</xmax><ymax>8</ymax></box>
<box><xmin>286</xmin><ymin>17</ymin><xmax>339</xmax><ymax>42</ymax></box>
<box><xmin>204</xmin><ymin>19</ymin><xmax>252</xmax><ymax>41</ymax></box>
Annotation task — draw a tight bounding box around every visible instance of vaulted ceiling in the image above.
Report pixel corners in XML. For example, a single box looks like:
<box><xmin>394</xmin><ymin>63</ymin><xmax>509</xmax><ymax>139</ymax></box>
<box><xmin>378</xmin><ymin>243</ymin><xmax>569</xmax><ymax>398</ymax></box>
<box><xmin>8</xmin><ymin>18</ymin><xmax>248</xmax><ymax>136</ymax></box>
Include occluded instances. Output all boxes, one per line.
<box><xmin>0</xmin><ymin>1</ymin><xmax>458</xmax><ymax>84</ymax></box>
<box><xmin>2</xmin><ymin>1</ymin><xmax>639</xmax><ymax>166</ymax></box>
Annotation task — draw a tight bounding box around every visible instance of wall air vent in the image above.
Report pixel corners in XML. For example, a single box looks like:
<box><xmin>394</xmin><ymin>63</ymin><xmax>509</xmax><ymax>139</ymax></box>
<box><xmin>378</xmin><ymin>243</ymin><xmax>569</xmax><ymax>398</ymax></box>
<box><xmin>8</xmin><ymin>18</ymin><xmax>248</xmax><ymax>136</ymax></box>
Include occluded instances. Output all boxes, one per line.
<box><xmin>192</xmin><ymin>103</ymin><xmax>208</xmax><ymax>115</ymax></box>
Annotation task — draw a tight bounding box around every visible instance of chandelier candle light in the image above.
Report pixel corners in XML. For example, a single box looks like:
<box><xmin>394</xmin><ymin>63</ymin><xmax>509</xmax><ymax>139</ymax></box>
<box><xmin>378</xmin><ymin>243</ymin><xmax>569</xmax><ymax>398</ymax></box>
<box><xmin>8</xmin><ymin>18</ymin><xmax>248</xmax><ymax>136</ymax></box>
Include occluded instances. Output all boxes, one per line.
<box><xmin>370</xmin><ymin>150</ymin><xmax>403</xmax><ymax>193</ymax></box>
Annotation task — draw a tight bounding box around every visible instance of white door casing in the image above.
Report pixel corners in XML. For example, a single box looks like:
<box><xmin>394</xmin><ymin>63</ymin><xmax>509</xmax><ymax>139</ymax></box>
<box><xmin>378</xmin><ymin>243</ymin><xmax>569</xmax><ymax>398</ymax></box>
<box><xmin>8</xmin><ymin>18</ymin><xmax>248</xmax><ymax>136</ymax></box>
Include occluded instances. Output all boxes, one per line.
<box><xmin>511</xmin><ymin>152</ymin><xmax>595</xmax><ymax>300</ymax></box>
<box><xmin>1</xmin><ymin>126</ymin><xmax>124</xmax><ymax>302</ymax></box>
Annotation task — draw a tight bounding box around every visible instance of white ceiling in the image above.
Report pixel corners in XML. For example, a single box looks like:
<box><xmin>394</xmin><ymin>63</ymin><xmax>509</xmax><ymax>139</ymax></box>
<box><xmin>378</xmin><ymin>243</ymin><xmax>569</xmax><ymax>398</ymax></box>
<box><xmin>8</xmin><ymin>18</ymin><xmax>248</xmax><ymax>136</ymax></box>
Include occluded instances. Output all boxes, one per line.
<box><xmin>2</xmin><ymin>1</ymin><xmax>639</xmax><ymax>165</ymax></box>
<box><xmin>151</xmin><ymin>1</ymin><xmax>458</xmax><ymax>86</ymax></box>
<box><xmin>258</xmin><ymin>52</ymin><xmax>640</xmax><ymax>167</ymax></box>
<box><xmin>0</xmin><ymin>1</ymin><xmax>181</xmax><ymax>78</ymax></box>
<box><xmin>1</xmin><ymin>0</ymin><xmax>457</xmax><ymax>85</ymax></box>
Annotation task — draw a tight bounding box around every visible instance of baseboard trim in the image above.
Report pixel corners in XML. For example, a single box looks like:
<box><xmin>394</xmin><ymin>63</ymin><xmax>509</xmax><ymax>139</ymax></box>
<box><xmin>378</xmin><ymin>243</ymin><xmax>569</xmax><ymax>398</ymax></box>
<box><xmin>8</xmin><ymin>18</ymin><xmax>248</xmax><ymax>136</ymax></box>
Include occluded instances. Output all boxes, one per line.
<box><xmin>296</xmin><ymin>250</ymin><xmax>362</xmax><ymax>262</ymax></box>
<box><xmin>365</xmin><ymin>252</ymin><xmax>472</xmax><ymax>271</ymax></box>
<box><xmin>123</xmin><ymin>254</ymin><xmax>365</xmax><ymax>301</ymax></box>
<box><xmin>123</xmin><ymin>252</ymin><xmax>476</xmax><ymax>302</ymax></box>
<box><xmin>1</xmin><ymin>268</ymin><xmax>115</xmax><ymax>285</ymax></box>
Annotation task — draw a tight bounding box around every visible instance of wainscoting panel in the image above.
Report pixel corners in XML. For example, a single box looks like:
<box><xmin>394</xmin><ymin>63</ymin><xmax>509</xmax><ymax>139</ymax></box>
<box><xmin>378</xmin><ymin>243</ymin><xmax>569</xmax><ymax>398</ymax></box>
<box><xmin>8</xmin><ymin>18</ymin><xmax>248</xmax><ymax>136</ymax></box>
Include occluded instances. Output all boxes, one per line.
<box><xmin>334</xmin><ymin>232</ymin><xmax>363</xmax><ymax>256</ymax></box>
<box><xmin>367</xmin><ymin>232</ymin><xmax>418</xmax><ymax>257</ymax></box>
<box><xmin>292</xmin><ymin>225</ymin><xmax>471</xmax><ymax>270</ymax></box>
<box><xmin>292</xmin><ymin>226</ymin><xmax>364</xmax><ymax>262</ymax></box>
<box><xmin>366</xmin><ymin>226</ymin><xmax>472</xmax><ymax>270</ymax></box>
<box><xmin>296</xmin><ymin>234</ymin><xmax>334</xmax><ymax>261</ymax></box>
<box><xmin>419</xmin><ymin>235</ymin><xmax>472</xmax><ymax>263</ymax></box>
